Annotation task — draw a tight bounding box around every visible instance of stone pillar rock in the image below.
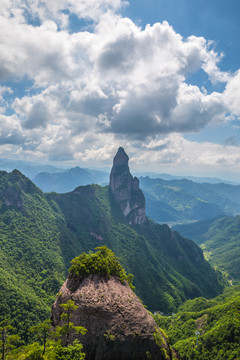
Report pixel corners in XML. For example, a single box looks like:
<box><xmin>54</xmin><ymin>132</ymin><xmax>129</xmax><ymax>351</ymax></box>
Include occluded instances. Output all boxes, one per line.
<box><xmin>109</xmin><ymin>147</ymin><xmax>146</xmax><ymax>225</ymax></box>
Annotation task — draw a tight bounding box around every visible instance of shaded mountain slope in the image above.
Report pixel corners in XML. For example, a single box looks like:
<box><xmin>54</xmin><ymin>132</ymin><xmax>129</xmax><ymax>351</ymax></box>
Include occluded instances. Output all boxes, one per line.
<box><xmin>174</xmin><ymin>215</ymin><xmax>240</xmax><ymax>281</ymax></box>
<box><xmin>139</xmin><ymin>177</ymin><xmax>240</xmax><ymax>224</ymax></box>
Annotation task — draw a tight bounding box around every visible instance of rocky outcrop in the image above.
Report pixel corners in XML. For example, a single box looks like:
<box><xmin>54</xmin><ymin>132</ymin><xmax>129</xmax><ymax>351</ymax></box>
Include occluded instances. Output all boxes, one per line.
<box><xmin>51</xmin><ymin>274</ymin><xmax>172</xmax><ymax>360</ymax></box>
<box><xmin>109</xmin><ymin>147</ymin><xmax>146</xmax><ymax>225</ymax></box>
<box><xmin>2</xmin><ymin>185</ymin><xmax>24</xmax><ymax>208</ymax></box>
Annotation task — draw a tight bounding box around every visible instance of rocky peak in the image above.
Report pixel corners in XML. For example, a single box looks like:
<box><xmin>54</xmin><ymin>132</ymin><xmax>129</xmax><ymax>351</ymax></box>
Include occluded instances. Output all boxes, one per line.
<box><xmin>109</xmin><ymin>148</ymin><xmax>146</xmax><ymax>225</ymax></box>
<box><xmin>112</xmin><ymin>146</ymin><xmax>129</xmax><ymax>167</ymax></box>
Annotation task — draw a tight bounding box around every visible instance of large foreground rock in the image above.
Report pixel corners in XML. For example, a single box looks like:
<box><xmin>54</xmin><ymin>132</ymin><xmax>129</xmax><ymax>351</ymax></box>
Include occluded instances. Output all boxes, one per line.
<box><xmin>51</xmin><ymin>274</ymin><xmax>172</xmax><ymax>360</ymax></box>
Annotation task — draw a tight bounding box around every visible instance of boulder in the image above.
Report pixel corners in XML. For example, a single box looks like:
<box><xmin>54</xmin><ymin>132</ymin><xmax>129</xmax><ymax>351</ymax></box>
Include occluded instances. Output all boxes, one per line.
<box><xmin>51</xmin><ymin>274</ymin><xmax>172</xmax><ymax>360</ymax></box>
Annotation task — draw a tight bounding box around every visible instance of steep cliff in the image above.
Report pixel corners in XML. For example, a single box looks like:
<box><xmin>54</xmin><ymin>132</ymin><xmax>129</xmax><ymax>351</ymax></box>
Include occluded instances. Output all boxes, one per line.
<box><xmin>109</xmin><ymin>147</ymin><xmax>146</xmax><ymax>225</ymax></box>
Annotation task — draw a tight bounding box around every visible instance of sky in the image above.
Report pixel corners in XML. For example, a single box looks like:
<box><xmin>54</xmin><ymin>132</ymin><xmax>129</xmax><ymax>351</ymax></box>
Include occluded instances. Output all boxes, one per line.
<box><xmin>0</xmin><ymin>0</ymin><xmax>240</xmax><ymax>181</ymax></box>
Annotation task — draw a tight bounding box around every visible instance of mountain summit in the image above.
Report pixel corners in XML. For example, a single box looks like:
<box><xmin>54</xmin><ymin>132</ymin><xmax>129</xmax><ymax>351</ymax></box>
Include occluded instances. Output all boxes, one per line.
<box><xmin>110</xmin><ymin>147</ymin><xmax>146</xmax><ymax>225</ymax></box>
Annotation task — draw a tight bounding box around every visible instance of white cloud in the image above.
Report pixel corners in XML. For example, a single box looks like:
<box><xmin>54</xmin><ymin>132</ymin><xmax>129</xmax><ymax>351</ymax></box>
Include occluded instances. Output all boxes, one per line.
<box><xmin>0</xmin><ymin>0</ymin><xmax>127</xmax><ymax>23</ymax></box>
<box><xmin>223</xmin><ymin>70</ymin><xmax>240</xmax><ymax>117</ymax></box>
<box><xmin>129</xmin><ymin>134</ymin><xmax>240</xmax><ymax>178</ymax></box>
<box><xmin>0</xmin><ymin>114</ymin><xmax>25</xmax><ymax>145</ymax></box>
<box><xmin>0</xmin><ymin>0</ymin><xmax>240</xmax><ymax>179</ymax></box>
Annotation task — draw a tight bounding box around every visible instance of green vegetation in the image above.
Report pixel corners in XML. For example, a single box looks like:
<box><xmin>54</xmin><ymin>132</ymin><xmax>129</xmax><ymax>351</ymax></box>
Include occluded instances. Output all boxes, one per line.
<box><xmin>1</xmin><ymin>300</ymin><xmax>86</xmax><ymax>360</ymax></box>
<box><xmin>0</xmin><ymin>170</ymin><xmax>67</xmax><ymax>340</ymax></box>
<box><xmin>0</xmin><ymin>169</ymin><xmax>238</xmax><ymax>359</ymax></box>
<box><xmin>29</xmin><ymin>320</ymin><xmax>52</xmax><ymax>356</ymax></box>
<box><xmin>69</xmin><ymin>246</ymin><xmax>135</xmax><ymax>289</ymax></box>
<box><xmin>55</xmin><ymin>300</ymin><xmax>87</xmax><ymax>347</ymax></box>
<box><xmin>10</xmin><ymin>339</ymin><xmax>85</xmax><ymax>360</ymax></box>
<box><xmin>174</xmin><ymin>215</ymin><xmax>240</xmax><ymax>282</ymax></box>
<box><xmin>153</xmin><ymin>328</ymin><xmax>170</xmax><ymax>360</ymax></box>
<box><xmin>0</xmin><ymin>169</ymin><xmax>223</xmax><ymax>340</ymax></box>
<box><xmin>50</xmin><ymin>184</ymin><xmax>223</xmax><ymax>312</ymax></box>
<box><xmin>0</xmin><ymin>319</ymin><xmax>21</xmax><ymax>360</ymax></box>
<box><xmin>154</xmin><ymin>285</ymin><xmax>240</xmax><ymax>359</ymax></box>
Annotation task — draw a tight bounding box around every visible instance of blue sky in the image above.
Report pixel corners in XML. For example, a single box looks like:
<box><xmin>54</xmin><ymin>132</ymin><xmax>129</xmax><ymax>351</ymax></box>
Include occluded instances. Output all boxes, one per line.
<box><xmin>0</xmin><ymin>0</ymin><xmax>240</xmax><ymax>181</ymax></box>
<box><xmin>124</xmin><ymin>0</ymin><xmax>240</xmax><ymax>71</ymax></box>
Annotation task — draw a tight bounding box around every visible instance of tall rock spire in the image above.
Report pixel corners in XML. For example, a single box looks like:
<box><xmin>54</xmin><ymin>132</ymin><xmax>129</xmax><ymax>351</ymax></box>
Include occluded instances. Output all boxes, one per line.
<box><xmin>109</xmin><ymin>147</ymin><xmax>146</xmax><ymax>225</ymax></box>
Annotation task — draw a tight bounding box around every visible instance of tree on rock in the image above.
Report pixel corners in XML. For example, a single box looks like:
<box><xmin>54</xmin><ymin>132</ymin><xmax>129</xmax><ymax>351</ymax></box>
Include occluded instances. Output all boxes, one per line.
<box><xmin>56</xmin><ymin>300</ymin><xmax>87</xmax><ymax>347</ymax></box>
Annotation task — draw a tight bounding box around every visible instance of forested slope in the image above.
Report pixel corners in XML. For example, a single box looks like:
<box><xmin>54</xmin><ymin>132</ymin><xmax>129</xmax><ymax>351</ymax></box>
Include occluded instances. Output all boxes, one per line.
<box><xmin>0</xmin><ymin>169</ymin><xmax>223</xmax><ymax>338</ymax></box>
<box><xmin>174</xmin><ymin>215</ymin><xmax>240</xmax><ymax>281</ymax></box>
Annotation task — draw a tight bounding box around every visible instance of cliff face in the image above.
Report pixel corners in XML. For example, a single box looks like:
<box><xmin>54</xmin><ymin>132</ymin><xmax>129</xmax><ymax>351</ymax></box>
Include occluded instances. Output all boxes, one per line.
<box><xmin>109</xmin><ymin>147</ymin><xmax>146</xmax><ymax>225</ymax></box>
<box><xmin>51</xmin><ymin>274</ymin><xmax>171</xmax><ymax>360</ymax></box>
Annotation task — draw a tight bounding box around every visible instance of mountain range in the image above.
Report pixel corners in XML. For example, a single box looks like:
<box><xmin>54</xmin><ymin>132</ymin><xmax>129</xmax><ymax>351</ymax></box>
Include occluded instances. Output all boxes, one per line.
<box><xmin>139</xmin><ymin>176</ymin><xmax>240</xmax><ymax>225</ymax></box>
<box><xmin>33</xmin><ymin>167</ymin><xmax>109</xmax><ymax>193</ymax></box>
<box><xmin>0</xmin><ymin>149</ymin><xmax>223</xmax><ymax>340</ymax></box>
<box><xmin>3</xmin><ymin>158</ymin><xmax>240</xmax><ymax>228</ymax></box>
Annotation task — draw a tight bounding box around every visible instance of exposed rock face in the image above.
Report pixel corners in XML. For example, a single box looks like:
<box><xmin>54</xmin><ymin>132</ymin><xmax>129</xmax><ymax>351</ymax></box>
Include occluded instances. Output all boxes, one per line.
<box><xmin>51</xmin><ymin>274</ymin><xmax>171</xmax><ymax>360</ymax></box>
<box><xmin>109</xmin><ymin>147</ymin><xmax>146</xmax><ymax>225</ymax></box>
<box><xmin>1</xmin><ymin>170</ymin><xmax>25</xmax><ymax>208</ymax></box>
<box><xmin>2</xmin><ymin>186</ymin><xmax>24</xmax><ymax>208</ymax></box>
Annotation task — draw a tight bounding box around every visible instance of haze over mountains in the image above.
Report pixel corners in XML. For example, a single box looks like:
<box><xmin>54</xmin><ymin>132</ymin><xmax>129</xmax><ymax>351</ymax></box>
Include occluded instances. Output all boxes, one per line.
<box><xmin>2</xmin><ymin>157</ymin><xmax>240</xmax><ymax>229</ymax></box>
<box><xmin>140</xmin><ymin>177</ymin><xmax>240</xmax><ymax>226</ymax></box>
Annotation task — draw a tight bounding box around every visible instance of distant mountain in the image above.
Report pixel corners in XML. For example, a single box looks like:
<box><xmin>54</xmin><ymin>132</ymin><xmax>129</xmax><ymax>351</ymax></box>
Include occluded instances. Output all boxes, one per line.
<box><xmin>139</xmin><ymin>176</ymin><xmax>240</xmax><ymax>225</ymax></box>
<box><xmin>0</xmin><ymin>158</ymin><xmax>64</xmax><ymax>178</ymax></box>
<box><xmin>0</xmin><ymin>150</ymin><xmax>223</xmax><ymax>338</ymax></box>
<box><xmin>33</xmin><ymin>170</ymin><xmax>240</xmax><ymax>223</ymax></box>
<box><xmin>0</xmin><ymin>159</ymin><xmax>109</xmax><ymax>189</ymax></box>
<box><xmin>33</xmin><ymin>166</ymin><xmax>109</xmax><ymax>193</ymax></box>
<box><xmin>173</xmin><ymin>215</ymin><xmax>240</xmax><ymax>281</ymax></box>
<box><xmin>135</xmin><ymin>172</ymin><xmax>239</xmax><ymax>185</ymax></box>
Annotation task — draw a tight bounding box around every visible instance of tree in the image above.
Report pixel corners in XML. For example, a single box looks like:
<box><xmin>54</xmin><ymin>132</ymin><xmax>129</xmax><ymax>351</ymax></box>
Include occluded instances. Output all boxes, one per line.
<box><xmin>47</xmin><ymin>340</ymin><xmax>85</xmax><ymax>360</ymax></box>
<box><xmin>56</xmin><ymin>300</ymin><xmax>86</xmax><ymax>347</ymax></box>
<box><xmin>29</xmin><ymin>320</ymin><xmax>52</xmax><ymax>355</ymax></box>
<box><xmin>0</xmin><ymin>319</ymin><xmax>20</xmax><ymax>360</ymax></box>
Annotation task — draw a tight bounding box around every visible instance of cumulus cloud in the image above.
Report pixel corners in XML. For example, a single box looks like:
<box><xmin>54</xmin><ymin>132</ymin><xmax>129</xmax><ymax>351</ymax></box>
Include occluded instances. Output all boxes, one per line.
<box><xmin>129</xmin><ymin>133</ymin><xmax>240</xmax><ymax>178</ymax></box>
<box><xmin>0</xmin><ymin>114</ymin><xmax>25</xmax><ymax>145</ymax></box>
<box><xmin>223</xmin><ymin>70</ymin><xmax>240</xmax><ymax>117</ymax></box>
<box><xmin>0</xmin><ymin>0</ymin><xmax>127</xmax><ymax>24</ymax></box>
<box><xmin>0</xmin><ymin>0</ymin><xmax>240</xmax><ymax>177</ymax></box>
